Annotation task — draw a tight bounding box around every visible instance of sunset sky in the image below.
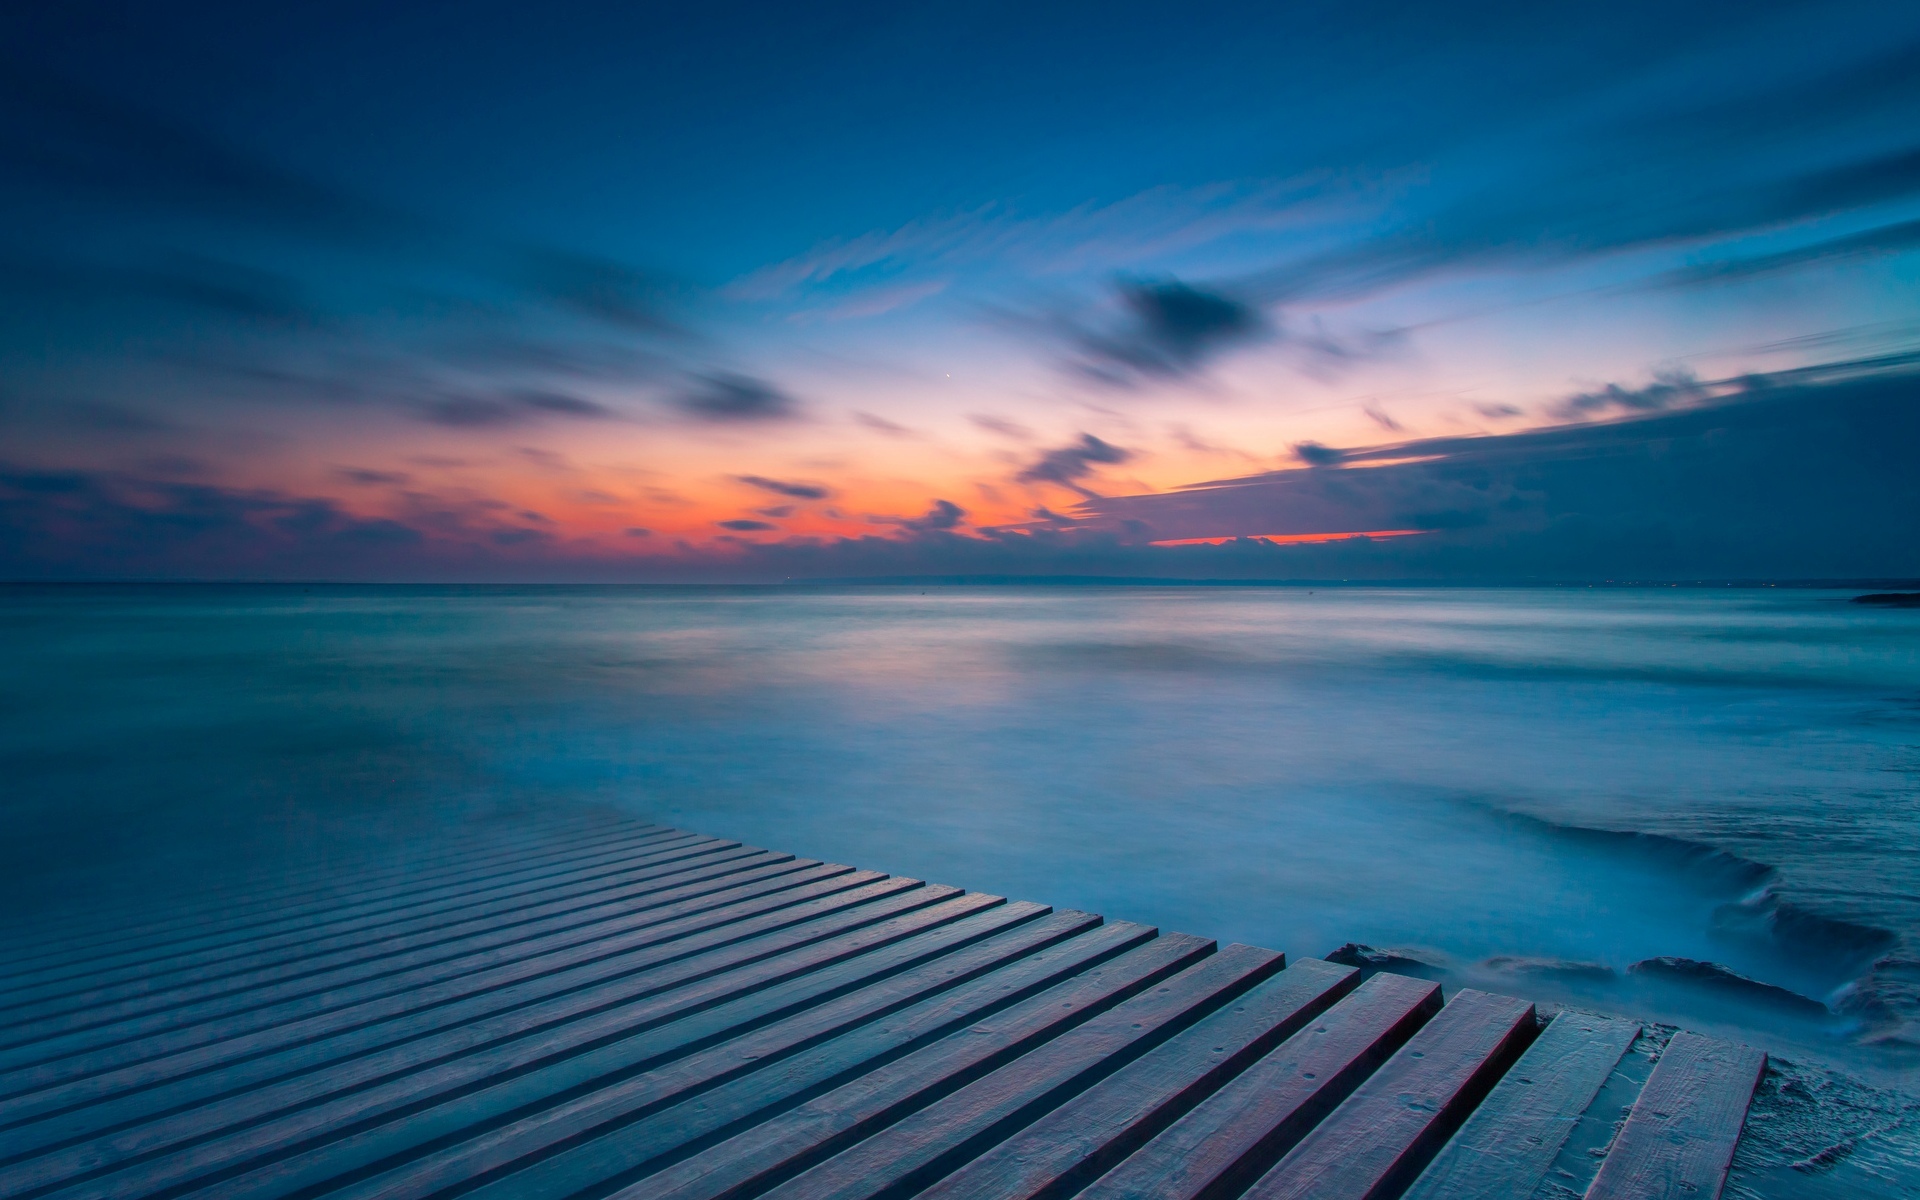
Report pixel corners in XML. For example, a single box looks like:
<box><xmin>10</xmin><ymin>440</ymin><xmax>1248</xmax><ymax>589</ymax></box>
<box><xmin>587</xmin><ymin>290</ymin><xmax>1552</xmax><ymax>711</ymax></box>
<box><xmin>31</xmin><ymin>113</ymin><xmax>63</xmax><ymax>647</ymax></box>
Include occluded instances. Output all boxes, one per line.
<box><xmin>4</xmin><ymin>0</ymin><xmax>1919</xmax><ymax>580</ymax></box>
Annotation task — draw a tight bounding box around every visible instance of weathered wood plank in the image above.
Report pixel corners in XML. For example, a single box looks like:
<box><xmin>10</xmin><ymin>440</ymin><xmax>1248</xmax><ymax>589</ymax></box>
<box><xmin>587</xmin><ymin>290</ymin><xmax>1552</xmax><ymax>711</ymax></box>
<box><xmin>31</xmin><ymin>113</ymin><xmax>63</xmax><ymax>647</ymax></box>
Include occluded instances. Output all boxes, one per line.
<box><xmin>0</xmin><ymin>862</ymin><xmax>889</xmax><ymax>1110</ymax></box>
<box><xmin>1583</xmin><ymin>1031</ymin><xmax>1765</xmax><ymax>1200</ymax></box>
<box><xmin>1245</xmin><ymin>987</ymin><xmax>1538</xmax><ymax>1200</ymax></box>
<box><xmin>1402</xmin><ymin>1011</ymin><xmax>1639</xmax><ymax>1200</ymax></box>
<box><xmin>0</xmin><ymin>872</ymin><xmax>926</xmax><ymax>1161</ymax></box>
<box><xmin>483</xmin><ymin>919</ymin><xmax>1163</xmax><ymax>1200</ymax></box>
<box><xmin>756</xmin><ymin>943</ymin><xmax>1286</xmax><ymax>1200</ymax></box>
<box><xmin>634</xmin><ymin>933</ymin><xmax>1217</xmax><ymax>1200</ymax></box>
<box><xmin>0</xmin><ymin>817</ymin><xmax>654</xmax><ymax>970</ymax></box>
<box><xmin>163</xmin><ymin>895</ymin><xmax>1037</xmax><ymax>1200</ymax></box>
<box><xmin>310</xmin><ymin>909</ymin><xmax>1105</xmax><ymax>1200</ymax></box>
<box><xmin>1080</xmin><ymin>970</ymin><xmax>1441</xmax><ymax>1200</ymax></box>
<box><xmin>0</xmin><ymin>828</ymin><xmax>713</xmax><ymax>1005</ymax></box>
<box><xmin>920</xmin><ymin>957</ymin><xmax>1362</xmax><ymax>1200</ymax></box>
<box><xmin>0</xmin><ymin>849</ymin><xmax>806</xmax><ymax>1045</ymax></box>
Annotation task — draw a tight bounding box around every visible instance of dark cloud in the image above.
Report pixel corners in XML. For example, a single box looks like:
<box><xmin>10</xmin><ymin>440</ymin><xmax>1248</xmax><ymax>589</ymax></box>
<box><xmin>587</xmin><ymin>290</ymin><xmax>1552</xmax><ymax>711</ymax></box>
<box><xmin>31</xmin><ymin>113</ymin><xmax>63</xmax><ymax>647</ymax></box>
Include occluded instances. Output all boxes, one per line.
<box><xmin>674</xmin><ymin>373</ymin><xmax>799</xmax><ymax>422</ymax></box>
<box><xmin>894</xmin><ymin>499</ymin><xmax>966</xmax><ymax>533</ymax></box>
<box><xmin>1016</xmin><ymin>433</ymin><xmax>1134</xmax><ymax>499</ymax></box>
<box><xmin>755</xmin><ymin>505</ymin><xmax>795</xmax><ymax>518</ymax></box>
<box><xmin>624</xmin><ymin>526</ymin><xmax>653</xmax><ymax>538</ymax></box>
<box><xmin>1652</xmin><ymin>217</ymin><xmax>1920</xmax><ymax>289</ymax></box>
<box><xmin>1363</xmin><ymin>405</ymin><xmax>1403</xmax><ymax>432</ymax></box>
<box><xmin>717</xmin><ymin>518</ymin><xmax>777</xmax><ymax>532</ymax></box>
<box><xmin>334</xmin><ymin>467</ymin><xmax>411</xmax><ymax>486</ymax></box>
<box><xmin>1554</xmin><ymin>368</ymin><xmax>1705</xmax><ymax>419</ymax></box>
<box><xmin>1075</xmin><ymin>357</ymin><xmax>1920</xmax><ymax>579</ymax></box>
<box><xmin>1291</xmin><ymin>441</ymin><xmax>1346</xmax><ymax>467</ymax></box>
<box><xmin>736</xmin><ymin>474</ymin><xmax>831</xmax><ymax>500</ymax></box>
<box><xmin>1076</xmin><ymin>279</ymin><xmax>1267</xmax><ymax>382</ymax></box>
<box><xmin>417</xmin><ymin>389</ymin><xmax>611</xmax><ymax>427</ymax></box>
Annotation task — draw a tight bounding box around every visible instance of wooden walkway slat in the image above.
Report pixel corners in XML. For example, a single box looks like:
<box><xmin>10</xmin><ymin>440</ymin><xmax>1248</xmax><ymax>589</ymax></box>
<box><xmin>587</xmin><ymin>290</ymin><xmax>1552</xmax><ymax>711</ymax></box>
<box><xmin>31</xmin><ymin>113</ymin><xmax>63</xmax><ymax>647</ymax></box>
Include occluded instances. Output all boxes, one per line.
<box><xmin>0</xmin><ymin>828</ymin><xmax>713</xmax><ymax>1007</ymax></box>
<box><xmin>0</xmin><ymin>871</ymin><xmax>911</xmax><ymax>1172</ymax></box>
<box><xmin>0</xmin><ymin>874</ymin><xmax>932</xmax><ymax>1166</ymax></box>
<box><xmin>0</xmin><ymin>851</ymin><xmax>818</xmax><ymax>1054</ymax></box>
<box><xmin>755</xmin><ymin>944</ymin><xmax>1286</xmax><ymax>1200</ymax></box>
<box><xmin>916</xmin><ymin>956</ymin><xmax>1361</xmax><ymax>1200</ymax></box>
<box><xmin>0</xmin><ymin>841</ymin><xmax>786</xmax><ymax>1031</ymax></box>
<box><xmin>175</xmin><ymin>896</ymin><xmax>1036</xmax><ymax>1200</ymax></box>
<box><xmin>637</xmin><ymin>933</ymin><xmax>1215</xmax><ymax>1200</ymax></box>
<box><xmin>1244</xmin><ymin>989</ymin><xmax>1538</xmax><ymax>1200</ymax></box>
<box><xmin>505</xmin><ymin>919</ymin><xmax>1162</xmax><ymax>1200</ymax></box>
<box><xmin>0</xmin><ymin>825</ymin><xmax>691</xmax><ymax>985</ymax></box>
<box><xmin>1583</xmin><ymin>1031</ymin><xmax>1766</xmax><ymax>1200</ymax></box>
<box><xmin>1401</xmin><ymin>1012</ymin><xmax>1639</xmax><ymax>1200</ymax></box>
<box><xmin>0</xmin><ymin>818</ymin><xmax>661</xmax><ymax>971</ymax></box>
<box><xmin>0</xmin><ymin>817</ymin><xmax>1778</xmax><ymax>1200</ymax></box>
<box><xmin>1079</xmin><ymin>971</ymin><xmax>1442</xmax><ymax>1200</ymax></box>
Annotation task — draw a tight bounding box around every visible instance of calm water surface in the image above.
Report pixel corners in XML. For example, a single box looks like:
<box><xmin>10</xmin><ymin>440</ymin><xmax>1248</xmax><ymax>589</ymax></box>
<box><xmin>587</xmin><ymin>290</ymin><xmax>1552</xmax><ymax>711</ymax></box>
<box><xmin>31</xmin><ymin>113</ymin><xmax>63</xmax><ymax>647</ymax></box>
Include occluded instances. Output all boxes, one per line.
<box><xmin>3</xmin><ymin>584</ymin><xmax>1918</xmax><ymax>1191</ymax></box>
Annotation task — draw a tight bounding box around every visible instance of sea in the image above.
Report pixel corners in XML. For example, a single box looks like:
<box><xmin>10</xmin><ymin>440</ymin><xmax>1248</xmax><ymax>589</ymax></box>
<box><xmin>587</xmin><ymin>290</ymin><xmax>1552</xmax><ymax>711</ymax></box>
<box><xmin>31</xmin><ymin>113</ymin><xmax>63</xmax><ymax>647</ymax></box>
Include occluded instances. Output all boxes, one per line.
<box><xmin>3</xmin><ymin>583</ymin><xmax>1917</xmax><ymax>1195</ymax></box>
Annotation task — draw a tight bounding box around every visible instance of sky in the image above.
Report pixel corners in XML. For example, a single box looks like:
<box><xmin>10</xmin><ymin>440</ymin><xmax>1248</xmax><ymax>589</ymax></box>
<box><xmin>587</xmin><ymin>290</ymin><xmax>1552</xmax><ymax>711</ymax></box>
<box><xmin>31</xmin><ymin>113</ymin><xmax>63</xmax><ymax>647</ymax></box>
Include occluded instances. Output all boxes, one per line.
<box><xmin>2</xmin><ymin>0</ymin><xmax>1918</xmax><ymax>581</ymax></box>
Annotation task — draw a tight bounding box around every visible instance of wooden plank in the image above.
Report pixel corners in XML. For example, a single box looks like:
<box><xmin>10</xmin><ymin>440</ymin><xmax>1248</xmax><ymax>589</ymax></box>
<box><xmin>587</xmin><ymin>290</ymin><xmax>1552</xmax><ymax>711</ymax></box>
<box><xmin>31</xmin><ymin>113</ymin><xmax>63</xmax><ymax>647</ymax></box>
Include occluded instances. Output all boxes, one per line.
<box><xmin>0</xmin><ymin>825</ymin><xmax>691</xmax><ymax>991</ymax></box>
<box><xmin>754</xmin><ymin>943</ymin><xmax>1287</xmax><ymax>1200</ymax></box>
<box><xmin>1245</xmin><ymin>987</ymin><xmax>1538</xmax><ymax>1200</ymax></box>
<box><xmin>1583</xmin><ymin>1031</ymin><xmax>1765</xmax><ymax>1200</ymax></box>
<box><xmin>0</xmin><ymin>862</ymin><xmax>881</xmax><ymax>1107</ymax></box>
<box><xmin>0</xmin><ymin>849</ymin><xmax>803</xmax><ymax>1044</ymax></box>
<box><xmin>1402</xmin><ymin>1011</ymin><xmax>1639</xmax><ymax>1200</ymax></box>
<box><xmin>0</xmin><ymin>817</ymin><xmax>658</xmax><ymax>970</ymax></box>
<box><xmin>164</xmin><ymin>895</ymin><xmax>1038</xmax><ymax>1200</ymax></box>
<box><xmin>919</xmin><ymin>957</ymin><xmax>1362</xmax><ymax>1200</ymax></box>
<box><xmin>0</xmin><ymin>840</ymin><xmax>817</xmax><ymax>1044</ymax></box>
<box><xmin>486</xmin><ymin>919</ymin><xmax>1164</xmax><ymax>1200</ymax></box>
<box><xmin>6</xmin><ymin>881</ymin><xmax>976</xmax><ymax>1199</ymax></box>
<box><xmin>0</xmin><ymin>839</ymin><xmax>774</xmax><ymax>1028</ymax></box>
<box><xmin>0</xmin><ymin>828</ymin><xmax>717</xmax><ymax>1008</ymax></box>
<box><xmin>1081</xmin><ymin>971</ymin><xmax>1441</xmax><ymax>1200</ymax></box>
<box><xmin>635</xmin><ymin>933</ymin><xmax>1217</xmax><ymax>1200</ymax></box>
<box><xmin>0</xmin><ymin>830</ymin><xmax>720</xmax><ymax>1009</ymax></box>
<box><xmin>0</xmin><ymin>872</ymin><xmax>928</xmax><ymax>1159</ymax></box>
<box><xmin>312</xmin><ymin>909</ymin><xmax>1108</xmax><ymax>1200</ymax></box>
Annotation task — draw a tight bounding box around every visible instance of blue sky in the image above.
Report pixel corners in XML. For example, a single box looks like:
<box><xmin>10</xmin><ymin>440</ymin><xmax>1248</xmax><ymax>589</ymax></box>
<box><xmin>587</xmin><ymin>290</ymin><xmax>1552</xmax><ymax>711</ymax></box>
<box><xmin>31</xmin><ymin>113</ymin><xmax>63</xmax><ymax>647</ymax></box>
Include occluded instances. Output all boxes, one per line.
<box><xmin>3</xmin><ymin>0</ymin><xmax>1918</xmax><ymax>579</ymax></box>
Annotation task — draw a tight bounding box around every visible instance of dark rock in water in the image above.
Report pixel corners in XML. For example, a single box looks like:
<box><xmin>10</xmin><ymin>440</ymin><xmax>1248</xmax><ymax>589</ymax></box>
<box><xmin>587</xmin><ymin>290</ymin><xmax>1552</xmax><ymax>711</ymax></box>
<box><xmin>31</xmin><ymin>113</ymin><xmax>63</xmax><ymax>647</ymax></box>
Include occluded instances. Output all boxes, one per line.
<box><xmin>1326</xmin><ymin>943</ymin><xmax>1444</xmax><ymax>979</ymax></box>
<box><xmin>1628</xmin><ymin>956</ymin><xmax>1829</xmax><ymax>1016</ymax></box>
<box><xmin>1483</xmin><ymin>955</ymin><xmax>1618</xmax><ymax>982</ymax></box>
<box><xmin>1851</xmin><ymin>592</ymin><xmax>1920</xmax><ymax>607</ymax></box>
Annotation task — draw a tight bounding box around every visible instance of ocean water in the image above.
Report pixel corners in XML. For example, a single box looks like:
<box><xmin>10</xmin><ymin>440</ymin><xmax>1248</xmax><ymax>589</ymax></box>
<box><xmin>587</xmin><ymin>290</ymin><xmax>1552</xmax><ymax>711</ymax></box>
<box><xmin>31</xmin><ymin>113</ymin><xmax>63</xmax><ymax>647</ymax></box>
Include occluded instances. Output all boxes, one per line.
<box><xmin>3</xmin><ymin>583</ymin><xmax>1918</xmax><ymax>1191</ymax></box>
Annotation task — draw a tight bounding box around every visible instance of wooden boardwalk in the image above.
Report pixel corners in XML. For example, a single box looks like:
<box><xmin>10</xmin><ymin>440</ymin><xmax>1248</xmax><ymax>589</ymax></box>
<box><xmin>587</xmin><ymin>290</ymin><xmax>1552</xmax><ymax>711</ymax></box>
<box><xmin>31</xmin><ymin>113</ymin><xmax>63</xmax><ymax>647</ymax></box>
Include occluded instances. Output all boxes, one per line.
<box><xmin>0</xmin><ymin>815</ymin><xmax>1767</xmax><ymax>1200</ymax></box>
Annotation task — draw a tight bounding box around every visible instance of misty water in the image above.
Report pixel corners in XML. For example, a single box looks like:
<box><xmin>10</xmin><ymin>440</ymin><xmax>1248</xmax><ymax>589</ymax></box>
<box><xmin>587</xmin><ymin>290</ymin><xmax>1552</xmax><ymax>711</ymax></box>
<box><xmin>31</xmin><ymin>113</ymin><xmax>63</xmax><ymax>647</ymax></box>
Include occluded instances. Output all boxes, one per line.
<box><xmin>4</xmin><ymin>583</ymin><xmax>1919</xmax><ymax>1194</ymax></box>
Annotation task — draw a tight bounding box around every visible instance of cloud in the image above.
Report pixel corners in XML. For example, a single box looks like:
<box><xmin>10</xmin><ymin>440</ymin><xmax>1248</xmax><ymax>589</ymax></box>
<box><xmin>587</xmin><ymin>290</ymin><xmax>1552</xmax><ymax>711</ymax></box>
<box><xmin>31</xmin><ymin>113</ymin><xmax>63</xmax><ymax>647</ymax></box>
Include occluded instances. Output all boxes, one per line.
<box><xmin>1291</xmin><ymin>441</ymin><xmax>1346</xmax><ymax>467</ymax></box>
<box><xmin>717</xmin><ymin>518</ymin><xmax>777</xmax><ymax>532</ymax></box>
<box><xmin>970</xmin><ymin>414</ymin><xmax>1032</xmax><ymax>439</ymax></box>
<box><xmin>1016</xmin><ymin>433</ymin><xmax>1134</xmax><ymax>498</ymax></box>
<box><xmin>1553</xmin><ymin>368</ymin><xmax>1705</xmax><ymax>419</ymax></box>
<box><xmin>417</xmin><ymin>389</ymin><xmax>613</xmax><ymax>427</ymax></box>
<box><xmin>673</xmin><ymin>373</ymin><xmax>799</xmax><ymax>422</ymax></box>
<box><xmin>1073</xmin><ymin>356</ymin><xmax>1920</xmax><ymax>579</ymax></box>
<box><xmin>894</xmin><ymin>499</ymin><xmax>966</xmax><ymax>533</ymax></box>
<box><xmin>334</xmin><ymin>467</ymin><xmax>411</xmax><ymax>486</ymax></box>
<box><xmin>736</xmin><ymin>474</ymin><xmax>832</xmax><ymax>500</ymax></box>
<box><xmin>1075</xmin><ymin>279</ymin><xmax>1267</xmax><ymax>383</ymax></box>
<box><xmin>854</xmin><ymin>412</ymin><xmax>916</xmax><ymax>437</ymax></box>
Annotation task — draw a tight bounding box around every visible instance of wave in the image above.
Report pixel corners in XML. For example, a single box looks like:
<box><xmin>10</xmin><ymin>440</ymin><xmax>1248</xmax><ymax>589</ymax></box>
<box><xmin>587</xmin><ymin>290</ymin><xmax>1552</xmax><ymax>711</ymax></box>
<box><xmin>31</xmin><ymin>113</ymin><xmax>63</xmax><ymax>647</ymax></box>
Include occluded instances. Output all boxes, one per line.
<box><xmin>1489</xmin><ymin>806</ymin><xmax>1776</xmax><ymax>894</ymax></box>
<box><xmin>1628</xmin><ymin>957</ymin><xmax>1831</xmax><ymax>1017</ymax></box>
